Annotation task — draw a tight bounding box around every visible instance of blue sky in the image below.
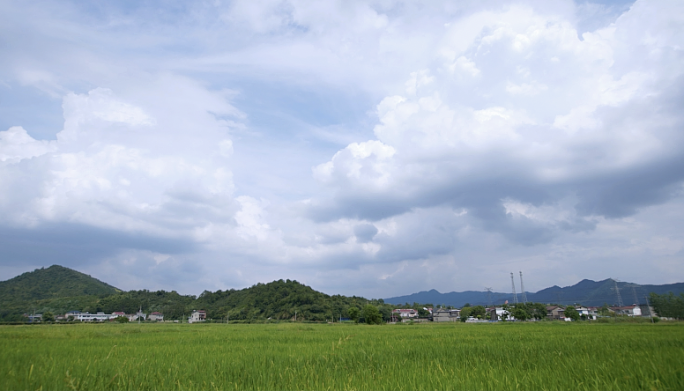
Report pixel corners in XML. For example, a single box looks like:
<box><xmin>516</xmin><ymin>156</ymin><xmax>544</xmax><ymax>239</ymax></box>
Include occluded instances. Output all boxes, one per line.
<box><xmin>2</xmin><ymin>0</ymin><xmax>683</xmax><ymax>298</ymax></box>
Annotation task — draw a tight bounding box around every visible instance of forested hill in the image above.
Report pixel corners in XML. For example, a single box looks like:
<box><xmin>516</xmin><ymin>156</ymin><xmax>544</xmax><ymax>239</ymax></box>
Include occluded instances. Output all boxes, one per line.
<box><xmin>99</xmin><ymin>279</ymin><xmax>376</xmax><ymax>322</ymax></box>
<box><xmin>0</xmin><ymin>265</ymin><xmax>120</xmax><ymax>301</ymax></box>
<box><xmin>0</xmin><ymin>266</ymin><xmax>386</xmax><ymax>322</ymax></box>
<box><xmin>0</xmin><ymin>265</ymin><xmax>122</xmax><ymax>321</ymax></box>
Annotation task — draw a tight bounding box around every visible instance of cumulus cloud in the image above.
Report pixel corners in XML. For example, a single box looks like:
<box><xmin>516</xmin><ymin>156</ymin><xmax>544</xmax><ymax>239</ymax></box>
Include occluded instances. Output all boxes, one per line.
<box><xmin>1</xmin><ymin>0</ymin><xmax>683</xmax><ymax>297</ymax></box>
<box><xmin>312</xmin><ymin>1</ymin><xmax>684</xmax><ymax>237</ymax></box>
<box><xmin>0</xmin><ymin>126</ymin><xmax>56</xmax><ymax>163</ymax></box>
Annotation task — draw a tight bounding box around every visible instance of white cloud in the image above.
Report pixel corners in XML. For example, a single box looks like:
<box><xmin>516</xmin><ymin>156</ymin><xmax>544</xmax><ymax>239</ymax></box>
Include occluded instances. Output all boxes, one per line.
<box><xmin>0</xmin><ymin>126</ymin><xmax>56</xmax><ymax>163</ymax></box>
<box><xmin>1</xmin><ymin>0</ymin><xmax>683</xmax><ymax>298</ymax></box>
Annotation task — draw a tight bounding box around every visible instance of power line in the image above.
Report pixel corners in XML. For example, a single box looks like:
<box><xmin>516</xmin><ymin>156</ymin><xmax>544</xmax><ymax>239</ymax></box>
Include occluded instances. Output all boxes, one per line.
<box><xmin>611</xmin><ymin>279</ymin><xmax>624</xmax><ymax>307</ymax></box>
<box><xmin>519</xmin><ymin>271</ymin><xmax>528</xmax><ymax>303</ymax></box>
<box><xmin>510</xmin><ymin>273</ymin><xmax>518</xmax><ymax>304</ymax></box>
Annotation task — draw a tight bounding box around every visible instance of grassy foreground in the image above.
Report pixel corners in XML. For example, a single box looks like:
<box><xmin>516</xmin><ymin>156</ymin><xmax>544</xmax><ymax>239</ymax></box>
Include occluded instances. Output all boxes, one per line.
<box><xmin>1</xmin><ymin>322</ymin><xmax>682</xmax><ymax>391</ymax></box>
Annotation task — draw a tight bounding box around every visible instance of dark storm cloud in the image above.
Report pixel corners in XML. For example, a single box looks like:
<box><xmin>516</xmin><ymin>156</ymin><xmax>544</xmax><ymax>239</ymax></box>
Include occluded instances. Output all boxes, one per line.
<box><xmin>0</xmin><ymin>223</ymin><xmax>197</xmax><ymax>268</ymax></box>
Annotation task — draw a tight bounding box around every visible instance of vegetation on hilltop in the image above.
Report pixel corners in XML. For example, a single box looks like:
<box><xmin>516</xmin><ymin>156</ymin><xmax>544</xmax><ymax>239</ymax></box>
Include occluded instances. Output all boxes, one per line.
<box><xmin>0</xmin><ymin>266</ymin><xmax>403</xmax><ymax>322</ymax></box>
<box><xmin>0</xmin><ymin>265</ymin><xmax>120</xmax><ymax>321</ymax></box>
<box><xmin>0</xmin><ymin>265</ymin><xmax>119</xmax><ymax>301</ymax></box>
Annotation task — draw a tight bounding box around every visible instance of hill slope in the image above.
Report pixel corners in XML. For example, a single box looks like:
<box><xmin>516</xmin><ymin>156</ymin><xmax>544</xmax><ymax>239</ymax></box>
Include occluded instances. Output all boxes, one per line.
<box><xmin>0</xmin><ymin>265</ymin><xmax>121</xmax><ymax>321</ymax></box>
<box><xmin>0</xmin><ymin>265</ymin><xmax>120</xmax><ymax>301</ymax></box>
<box><xmin>0</xmin><ymin>266</ymin><xmax>380</xmax><ymax>322</ymax></box>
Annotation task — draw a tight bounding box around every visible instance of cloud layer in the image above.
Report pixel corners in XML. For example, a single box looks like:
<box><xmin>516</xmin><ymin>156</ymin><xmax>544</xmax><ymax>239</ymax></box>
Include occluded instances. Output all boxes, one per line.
<box><xmin>1</xmin><ymin>0</ymin><xmax>683</xmax><ymax>297</ymax></box>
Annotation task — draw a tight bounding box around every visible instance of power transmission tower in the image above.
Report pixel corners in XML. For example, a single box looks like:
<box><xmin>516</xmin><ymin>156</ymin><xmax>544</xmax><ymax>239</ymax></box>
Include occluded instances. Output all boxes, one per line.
<box><xmin>485</xmin><ymin>287</ymin><xmax>493</xmax><ymax>307</ymax></box>
<box><xmin>631</xmin><ymin>286</ymin><xmax>639</xmax><ymax>305</ymax></box>
<box><xmin>644</xmin><ymin>293</ymin><xmax>654</xmax><ymax>323</ymax></box>
<box><xmin>510</xmin><ymin>273</ymin><xmax>518</xmax><ymax>304</ymax></box>
<box><xmin>612</xmin><ymin>279</ymin><xmax>624</xmax><ymax>307</ymax></box>
<box><xmin>519</xmin><ymin>271</ymin><xmax>528</xmax><ymax>303</ymax></box>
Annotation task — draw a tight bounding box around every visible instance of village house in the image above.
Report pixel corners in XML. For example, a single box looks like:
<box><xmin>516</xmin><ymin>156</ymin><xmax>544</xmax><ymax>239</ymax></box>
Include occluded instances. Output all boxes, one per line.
<box><xmin>188</xmin><ymin>310</ymin><xmax>206</xmax><ymax>323</ymax></box>
<box><xmin>77</xmin><ymin>312</ymin><xmax>110</xmax><ymax>322</ymax></box>
<box><xmin>546</xmin><ymin>306</ymin><xmax>565</xmax><ymax>320</ymax></box>
<box><xmin>610</xmin><ymin>304</ymin><xmax>642</xmax><ymax>316</ymax></box>
<box><xmin>392</xmin><ymin>309</ymin><xmax>418</xmax><ymax>319</ymax></box>
<box><xmin>148</xmin><ymin>312</ymin><xmax>164</xmax><ymax>322</ymax></box>
<box><xmin>432</xmin><ymin>308</ymin><xmax>460</xmax><ymax>322</ymax></box>
<box><xmin>25</xmin><ymin>314</ymin><xmax>42</xmax><ymax>322</ymax></box>
<box><xmin>491</xmin><ymin>307</ymin><xmax>515</xmax><ymax>321</ymax></box>
<box><xmin>65</xmin><ymin>311</ymin><xmax>81</xmax><ymax>321</ymax></box>
<box><xmin>574</xmin><ymin>306</ymin><xmax>597</xmax><ymax>320</ymax></box>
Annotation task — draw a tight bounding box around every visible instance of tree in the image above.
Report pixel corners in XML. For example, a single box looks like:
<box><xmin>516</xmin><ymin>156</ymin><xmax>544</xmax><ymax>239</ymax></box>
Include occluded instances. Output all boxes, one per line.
<box><xmin>115</xmin><ymin>316</ymin><xmax>129</xmax><ymax>323</ymax></box>
<box><xmin>524</xmin><ymin>302</ymin><xmax>547</xmax><ymax>320</ymax></box>
<box><xmin>469</xmin><ymin>305</ymin><xmax>486</xmax><ymax>319</ymax></box>
<box><xmin>348</xmin><ymin>307</ymin><xmax>359</xmax><ymax>323</ymax></box>
<box><xmin>362</xmin><ymin>305</ymin><xmax>382</xmax><ymax>325</ymax></box>
<box><xmin>598</xmin><ymin>303</ymin><xmax>612</xmax><ymax>316</ymax></box>
<box><xmin>42</xmin><ymin>311</ymin><xmax>55</xmax><ymax>323</ymax></box>
<box><xmin>459</xmin><ymin>306</ymin><xmax>471</xmax><ymax>322</ymax></box>
<box><xmin>378</xmin><ymin>306</ymin><xmax>392</xmax><ymax>322</ymax></box>
<box><xmin>511</xmin><ymin>305</ymin><xmax>530</xmax><ymax>321</ymax></box>
<box><xmin>564</xmin><ymin>306</ymin><xmax>580</xmax><ymax>321</ymax></box>
<box><xmin>650</xmin><ymin>292</ymin><xmax>684</xmax><ymax>319</ymax></box>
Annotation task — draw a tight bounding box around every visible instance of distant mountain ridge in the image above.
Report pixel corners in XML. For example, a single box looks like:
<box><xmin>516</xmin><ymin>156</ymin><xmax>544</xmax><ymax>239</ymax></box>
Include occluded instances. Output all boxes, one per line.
<box><xmin>2</xmin><ymin>265</ymin><xmax>684</xmax><ymax>322</ymax></box>
<box><xmin>384</xmin><ymin>279</ymin><xmax>684</xmax><ymax>307</ymax></box>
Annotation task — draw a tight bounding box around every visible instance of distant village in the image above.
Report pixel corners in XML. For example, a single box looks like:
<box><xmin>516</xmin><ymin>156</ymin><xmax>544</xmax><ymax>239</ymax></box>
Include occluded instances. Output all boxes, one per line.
<box><xmin>26</xmin><ymin>309</ymin><xmax>207</xmax><ymax>323</ymax></box>
<box><xmin>25</xmin><ymin>303</ymin><xmax>655</xmax><ymax>323</ymax></box>
<box><xmin>409</xmin><ymin>303</ymin><xmax>653</xmax><ymax>322</ymax></box>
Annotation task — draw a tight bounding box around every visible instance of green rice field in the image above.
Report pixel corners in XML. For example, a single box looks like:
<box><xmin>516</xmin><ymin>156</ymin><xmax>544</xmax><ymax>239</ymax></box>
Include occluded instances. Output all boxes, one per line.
<box><xmin>1</xmin><ymin>322</ymin><xmax>683</xmax><ymax>390</ymax></box>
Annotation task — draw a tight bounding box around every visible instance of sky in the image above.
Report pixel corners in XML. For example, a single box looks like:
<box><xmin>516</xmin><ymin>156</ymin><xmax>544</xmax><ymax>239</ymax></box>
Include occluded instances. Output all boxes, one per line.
<box><xmin>1</xmin><ymin>0</ymin><xmax>683</xmax><ymax>298</ymax></box>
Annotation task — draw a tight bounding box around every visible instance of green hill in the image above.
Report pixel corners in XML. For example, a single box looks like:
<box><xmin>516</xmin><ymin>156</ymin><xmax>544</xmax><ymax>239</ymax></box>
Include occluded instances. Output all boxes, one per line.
<box><xmin>95</xmin><ymin>279</ymin><xmax>378</xmax><ymax>322</ymax></box>
<box><xmin>0</xmin><ymin>266</ymin><xmax>387</xmax><ymax>322</ymax></box>
<box><xmin>0</xmin><ymin>265</ymin><xmax>120</xmax><ymax>301</ymax></box>
<box><xmin>0</xmin><ymin>265</ymin><xmax>121</xmax><ymax>321</ymax></box>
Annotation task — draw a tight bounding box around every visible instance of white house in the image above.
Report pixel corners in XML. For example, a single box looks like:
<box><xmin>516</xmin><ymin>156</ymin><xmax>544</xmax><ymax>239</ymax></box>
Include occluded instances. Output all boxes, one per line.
<box><xmin>575</xmin><ymin>306</ymin><xmax>597</xmax><ymax>320</ymax></box>
<box><xmin>492</xmin><ymin>307</ymin><xmax>515</xmax><ymax>321</ymax></box>
<box><xmin>188</xmin><ymin>310</ymin><xmax>206</xmax><ymax>323</ymax></box>
<box><xmin>392</xmin><ymin>309</ymin><xmax>419</xmax><ymax>319</ymax></box>
<box><xmin>611</xmin><ymin>305</ymin><xmax>642</xmax><ymax>317</ymax></box>
<box><xmin>77</xmin><ymin>312</ymin><xmax>110</xmax><ymax>322</ymax></box>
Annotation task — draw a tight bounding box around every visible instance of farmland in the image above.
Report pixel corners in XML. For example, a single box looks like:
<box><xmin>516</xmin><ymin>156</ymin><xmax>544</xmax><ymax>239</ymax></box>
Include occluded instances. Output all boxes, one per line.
<box><xmin>1</xmin><ymin>322</ymin><xmax>683</xmax><ymax>391</ymax></box>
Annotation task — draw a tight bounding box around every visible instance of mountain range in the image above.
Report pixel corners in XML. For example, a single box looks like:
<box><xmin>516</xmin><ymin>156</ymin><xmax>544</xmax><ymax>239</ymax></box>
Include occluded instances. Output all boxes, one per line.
<box><xmin>384</xmin><ymin>278</ymin><xmax>684</xmax><ymax>307</ymax></box>
<box><xmin>2</xmin><ymin>265</ymin><xmax>684</xmax><ymax>322</ymax></box>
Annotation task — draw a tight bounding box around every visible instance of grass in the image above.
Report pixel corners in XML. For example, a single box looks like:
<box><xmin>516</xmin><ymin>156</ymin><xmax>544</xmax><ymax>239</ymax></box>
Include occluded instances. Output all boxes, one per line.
<box><xmin>0</xmin><ymin>322</ymin><xmax>683</xmax><ymax>390</ymax></box>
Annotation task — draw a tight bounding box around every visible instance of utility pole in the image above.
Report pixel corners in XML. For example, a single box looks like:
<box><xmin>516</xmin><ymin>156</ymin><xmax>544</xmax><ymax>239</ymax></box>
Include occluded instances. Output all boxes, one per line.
<box><xmin>295</xmin><ymin>310</ymin><xmax>297</xmax><ymax>322</ymax></box>
<box><xmin>510</xmin><ymin>273</ymin><xmax>519</xmax><ymax>304</ymax></box>
<box><xmin>612</xmin><ymin>279</ymin><xmax>624</xmax><ymax>308</ymax></box>
<box><xmin>519</xmin><ymin>271</ymin><xmax>528</xmax><ymax>304</ymax></box>
<box><xmin>485</xmin><ymin>287</ymin><xmax>493</xmax><ymax>308</ymax></box>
